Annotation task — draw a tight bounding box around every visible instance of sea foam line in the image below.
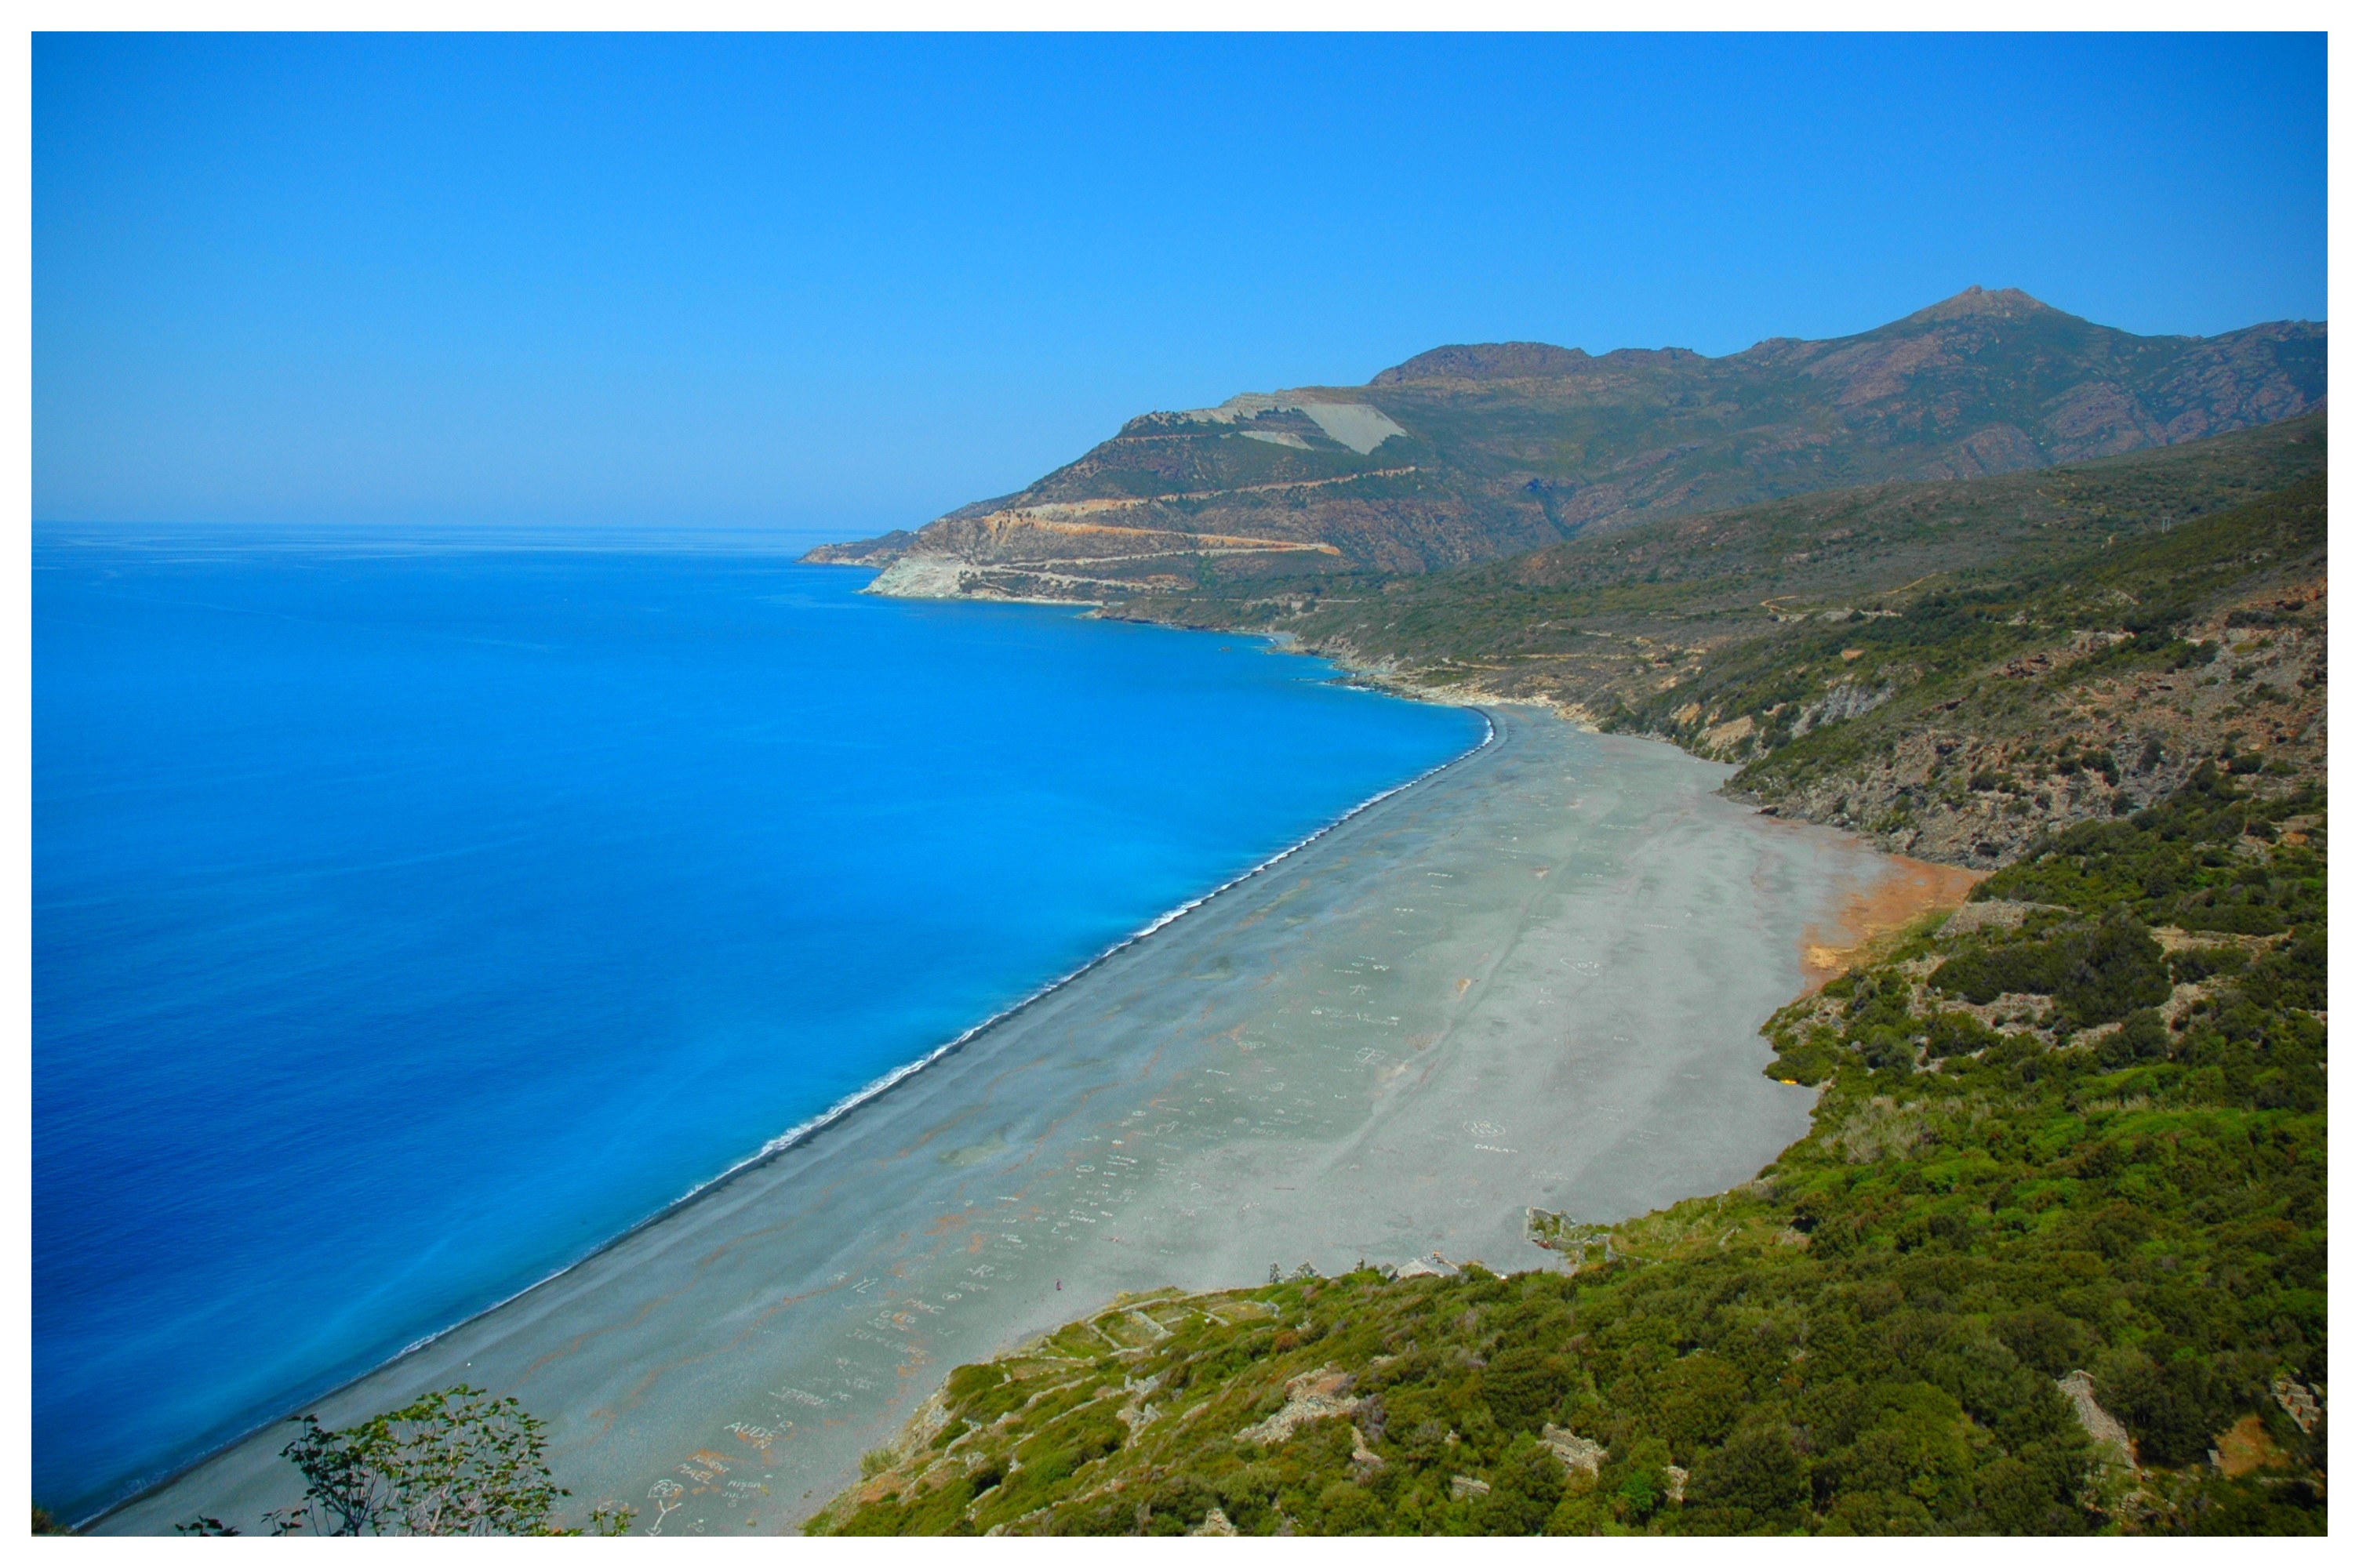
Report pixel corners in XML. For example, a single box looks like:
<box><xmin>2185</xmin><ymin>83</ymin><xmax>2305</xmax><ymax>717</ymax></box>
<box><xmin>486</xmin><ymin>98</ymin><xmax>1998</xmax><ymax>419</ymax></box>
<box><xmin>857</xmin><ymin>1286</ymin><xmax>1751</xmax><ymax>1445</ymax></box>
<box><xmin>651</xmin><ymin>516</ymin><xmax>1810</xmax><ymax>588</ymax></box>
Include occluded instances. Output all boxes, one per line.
<box><xmin>685</xmin><ymin>702</ymin><xmax>1496</xmax><ymax>1190</ymax></box>
<box><xmin>105</xmin><ymin>701</ymin><xmax>1498</xmax><ymax>1523</ymax></box>
<box><xmin>395</xmin><ymin>705</ymin><xmax>1496</xmax><ymax>1357</ymax></box>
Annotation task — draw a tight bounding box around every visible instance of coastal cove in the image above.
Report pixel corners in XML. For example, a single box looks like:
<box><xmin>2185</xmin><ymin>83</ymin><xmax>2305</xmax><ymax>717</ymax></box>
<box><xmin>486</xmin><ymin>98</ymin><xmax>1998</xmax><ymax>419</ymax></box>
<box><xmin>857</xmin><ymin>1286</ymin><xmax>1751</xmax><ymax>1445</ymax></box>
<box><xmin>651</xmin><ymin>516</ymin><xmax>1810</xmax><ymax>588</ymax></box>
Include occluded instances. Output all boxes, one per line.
<box><xmin>100</xmin><ymin>703</ymin><xmax>1949</xmax><ymax>1537</ymax></box>
<box><xmin>29</xmin><ymin>34</ymin><xmax>2325</xmax><ymax>1539</ymax></box>
<box><xmin>35</xmin><ymin>535</ymin><xmax>1481</xmax><ymax>1523</ymax></box>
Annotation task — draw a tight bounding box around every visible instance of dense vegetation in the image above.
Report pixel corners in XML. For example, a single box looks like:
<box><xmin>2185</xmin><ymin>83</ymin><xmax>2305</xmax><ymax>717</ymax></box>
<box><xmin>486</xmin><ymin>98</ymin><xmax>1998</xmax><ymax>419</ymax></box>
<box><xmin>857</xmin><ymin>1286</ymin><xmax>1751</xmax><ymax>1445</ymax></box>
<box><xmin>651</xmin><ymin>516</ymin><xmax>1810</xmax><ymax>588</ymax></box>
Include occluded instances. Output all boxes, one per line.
<box><xmin>812</xmin><ymin>765</ymin><xmax>2327</xmax><ymax>1536</ymax></box>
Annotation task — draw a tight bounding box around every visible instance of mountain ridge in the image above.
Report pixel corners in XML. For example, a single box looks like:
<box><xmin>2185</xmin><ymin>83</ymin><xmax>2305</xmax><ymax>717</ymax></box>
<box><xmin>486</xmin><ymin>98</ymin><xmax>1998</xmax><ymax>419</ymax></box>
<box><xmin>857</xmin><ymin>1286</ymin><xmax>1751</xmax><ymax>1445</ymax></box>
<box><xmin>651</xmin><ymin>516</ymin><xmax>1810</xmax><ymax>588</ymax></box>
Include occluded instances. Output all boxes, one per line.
<box><xmin>806</xmin><ymin>289</ymin><xmax>2323</xmax><ymax>595</ymax></box>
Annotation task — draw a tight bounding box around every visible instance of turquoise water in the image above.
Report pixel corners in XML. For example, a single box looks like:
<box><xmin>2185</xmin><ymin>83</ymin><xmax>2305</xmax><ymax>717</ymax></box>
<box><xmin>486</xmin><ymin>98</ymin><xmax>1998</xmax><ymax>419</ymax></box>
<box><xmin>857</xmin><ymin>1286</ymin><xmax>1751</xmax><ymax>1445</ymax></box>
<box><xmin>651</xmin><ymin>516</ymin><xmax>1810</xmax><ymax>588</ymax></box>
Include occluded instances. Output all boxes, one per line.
<box><xmin>32</xmin><ymin>528</ymin><xmax>1482</xmax><ymax>1519</ymax></box>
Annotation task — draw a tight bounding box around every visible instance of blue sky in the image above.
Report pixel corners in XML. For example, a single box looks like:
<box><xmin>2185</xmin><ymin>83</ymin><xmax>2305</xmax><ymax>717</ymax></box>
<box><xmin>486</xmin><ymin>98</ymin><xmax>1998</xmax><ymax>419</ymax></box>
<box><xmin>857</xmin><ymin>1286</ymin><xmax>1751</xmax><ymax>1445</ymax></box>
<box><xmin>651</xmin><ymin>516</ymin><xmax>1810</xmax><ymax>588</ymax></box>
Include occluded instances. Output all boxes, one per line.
<box><xmin>34</xmin><ymin>33</ymin><xmax>2325</xmax><ymax>533</ymax></box>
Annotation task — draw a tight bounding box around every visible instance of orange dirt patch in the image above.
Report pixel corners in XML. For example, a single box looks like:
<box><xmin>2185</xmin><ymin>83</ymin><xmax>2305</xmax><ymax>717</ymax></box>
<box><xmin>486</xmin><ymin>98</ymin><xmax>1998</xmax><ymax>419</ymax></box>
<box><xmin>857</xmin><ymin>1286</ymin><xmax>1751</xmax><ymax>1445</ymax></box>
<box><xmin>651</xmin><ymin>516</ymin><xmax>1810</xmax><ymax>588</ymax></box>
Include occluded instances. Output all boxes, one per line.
<box><xmin>1799</xmin><ymin>855</ymin><xmax>1986</xmax><ymax>993</ymax></box>
<box><xmin>2213</xmin><ymin>1414</ymin><xmax>2286</xmax><ymax>1478</ymax></box>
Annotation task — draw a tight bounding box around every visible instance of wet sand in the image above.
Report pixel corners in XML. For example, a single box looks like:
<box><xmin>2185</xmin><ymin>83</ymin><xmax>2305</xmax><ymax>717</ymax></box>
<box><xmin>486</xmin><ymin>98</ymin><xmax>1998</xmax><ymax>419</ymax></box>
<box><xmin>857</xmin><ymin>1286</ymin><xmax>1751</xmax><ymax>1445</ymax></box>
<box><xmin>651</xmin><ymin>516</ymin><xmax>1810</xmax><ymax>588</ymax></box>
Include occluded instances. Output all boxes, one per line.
<box><xmin>100</xmin><ymin>706</ymin><xmax>1930</xmax><ymax>1536</ymax></box>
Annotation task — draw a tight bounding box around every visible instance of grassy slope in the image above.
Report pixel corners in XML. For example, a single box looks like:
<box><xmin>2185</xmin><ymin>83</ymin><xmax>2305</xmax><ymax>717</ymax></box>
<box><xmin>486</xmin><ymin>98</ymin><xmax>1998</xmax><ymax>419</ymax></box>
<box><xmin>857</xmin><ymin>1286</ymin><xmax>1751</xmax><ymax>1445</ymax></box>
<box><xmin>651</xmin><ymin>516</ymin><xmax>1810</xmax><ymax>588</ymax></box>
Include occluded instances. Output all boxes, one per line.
<box><xmin>812</xmin><ymin>770</ymin><xmax>2326</xmax><ymax>1537</ymax></box>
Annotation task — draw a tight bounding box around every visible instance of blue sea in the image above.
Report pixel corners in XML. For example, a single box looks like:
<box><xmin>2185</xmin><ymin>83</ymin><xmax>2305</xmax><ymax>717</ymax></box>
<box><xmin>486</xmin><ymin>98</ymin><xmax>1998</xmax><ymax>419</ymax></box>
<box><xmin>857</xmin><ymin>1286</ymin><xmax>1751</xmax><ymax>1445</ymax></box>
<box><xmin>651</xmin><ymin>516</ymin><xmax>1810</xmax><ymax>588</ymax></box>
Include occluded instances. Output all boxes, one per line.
<box><xmin>32</xmin><ymin>527</ymin><xmax>1482</xmax><ymax>1519</ymax></box>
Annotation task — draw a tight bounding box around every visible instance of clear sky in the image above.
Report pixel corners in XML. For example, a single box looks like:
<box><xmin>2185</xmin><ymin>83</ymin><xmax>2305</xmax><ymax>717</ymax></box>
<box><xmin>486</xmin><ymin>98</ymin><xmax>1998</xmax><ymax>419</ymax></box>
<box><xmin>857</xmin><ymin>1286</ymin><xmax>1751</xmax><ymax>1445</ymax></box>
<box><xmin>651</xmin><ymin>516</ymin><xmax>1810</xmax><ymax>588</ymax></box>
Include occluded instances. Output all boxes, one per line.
<box><xmin>34</xmin><ymin>32</ymin><xmax>2326</xmax><ymax>534</ymax></box>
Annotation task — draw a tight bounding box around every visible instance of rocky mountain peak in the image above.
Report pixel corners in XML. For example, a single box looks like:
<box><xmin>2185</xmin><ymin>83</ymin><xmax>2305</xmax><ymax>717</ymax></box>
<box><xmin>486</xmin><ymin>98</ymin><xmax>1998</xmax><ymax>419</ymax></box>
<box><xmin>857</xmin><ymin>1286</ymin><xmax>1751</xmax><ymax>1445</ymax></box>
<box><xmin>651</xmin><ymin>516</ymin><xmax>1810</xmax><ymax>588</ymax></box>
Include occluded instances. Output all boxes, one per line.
<box><xmin>1900</xmin><ymin>285</ymin><xmax>2057</xmax><ymax>325</ymax></box>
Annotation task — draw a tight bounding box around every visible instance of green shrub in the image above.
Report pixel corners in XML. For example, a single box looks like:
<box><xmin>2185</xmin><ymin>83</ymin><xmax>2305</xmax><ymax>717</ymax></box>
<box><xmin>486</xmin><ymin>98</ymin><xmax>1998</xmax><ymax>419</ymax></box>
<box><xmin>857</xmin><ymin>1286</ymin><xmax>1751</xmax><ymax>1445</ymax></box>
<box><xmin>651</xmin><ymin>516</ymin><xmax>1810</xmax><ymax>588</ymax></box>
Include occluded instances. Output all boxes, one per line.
<box><xmin>1929</xmin><ymin>913</ymin><xmax>2168</xmax><ymax>1027</ymax></box>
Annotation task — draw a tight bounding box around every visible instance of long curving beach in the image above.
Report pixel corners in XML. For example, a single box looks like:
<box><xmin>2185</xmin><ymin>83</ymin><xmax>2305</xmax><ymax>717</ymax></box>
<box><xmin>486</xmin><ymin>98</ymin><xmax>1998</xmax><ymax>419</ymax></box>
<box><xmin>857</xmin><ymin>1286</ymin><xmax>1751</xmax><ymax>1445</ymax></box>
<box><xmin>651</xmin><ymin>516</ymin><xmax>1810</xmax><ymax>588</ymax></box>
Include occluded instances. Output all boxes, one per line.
<box><xmin>100</xmin><ymin>706</ymin><xmax>1957</xmax><ymax>1536</ymax></box>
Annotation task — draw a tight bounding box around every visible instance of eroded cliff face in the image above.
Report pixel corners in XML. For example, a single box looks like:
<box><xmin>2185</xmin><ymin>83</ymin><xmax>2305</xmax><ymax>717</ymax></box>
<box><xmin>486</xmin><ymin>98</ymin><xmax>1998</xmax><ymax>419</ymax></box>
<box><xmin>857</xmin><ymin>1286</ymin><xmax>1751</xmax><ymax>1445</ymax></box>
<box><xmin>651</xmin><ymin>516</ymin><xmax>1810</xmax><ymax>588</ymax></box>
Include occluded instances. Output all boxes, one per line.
<box><xmin>809</xmin><ymin>289</ymin><xmax>2324</xmax><ymax>604</ymax></box>
<box><xmin>1728</xmin><ymin>590</ymin><xmax>2328</xmax><ymax>868</ymax></box>
<box><xmin>1252</xmin><ymin>433</ymin><xmax>2328</xmax><ymax>874</ymax></box>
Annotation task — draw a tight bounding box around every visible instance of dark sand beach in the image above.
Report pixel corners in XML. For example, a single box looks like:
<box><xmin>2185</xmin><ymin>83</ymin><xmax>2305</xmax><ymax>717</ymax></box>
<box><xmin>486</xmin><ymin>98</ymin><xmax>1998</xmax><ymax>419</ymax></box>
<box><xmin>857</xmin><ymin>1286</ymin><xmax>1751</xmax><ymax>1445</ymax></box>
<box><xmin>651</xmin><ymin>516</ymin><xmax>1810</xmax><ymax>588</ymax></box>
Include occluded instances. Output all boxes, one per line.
<box><xmin>100</xmin><ymin>706</ymin><xmax>1960</xmax><ymax>1535</ymax></box>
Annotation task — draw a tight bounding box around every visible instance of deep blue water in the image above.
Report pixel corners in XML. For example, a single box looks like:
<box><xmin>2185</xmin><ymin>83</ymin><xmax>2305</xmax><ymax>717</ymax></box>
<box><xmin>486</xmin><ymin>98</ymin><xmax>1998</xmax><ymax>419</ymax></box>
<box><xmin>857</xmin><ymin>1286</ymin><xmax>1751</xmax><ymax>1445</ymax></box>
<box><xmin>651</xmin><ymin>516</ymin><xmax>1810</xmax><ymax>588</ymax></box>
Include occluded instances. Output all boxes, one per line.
<box><xmin>32</xmin><ymin>528</ymin><xmax>1481</xmax><ymax>1519</ymax></box>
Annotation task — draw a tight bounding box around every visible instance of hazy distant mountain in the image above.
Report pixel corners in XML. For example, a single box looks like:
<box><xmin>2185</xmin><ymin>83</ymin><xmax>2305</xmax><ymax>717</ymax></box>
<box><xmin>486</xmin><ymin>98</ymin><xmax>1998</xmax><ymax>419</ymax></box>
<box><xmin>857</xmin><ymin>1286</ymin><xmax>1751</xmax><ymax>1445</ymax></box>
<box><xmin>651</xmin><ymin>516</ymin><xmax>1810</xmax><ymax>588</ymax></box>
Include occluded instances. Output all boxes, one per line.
<box><xmin>808</xmin><ymin>288</ymin><xmax>2324</xmax><ymax>601</ymax></box>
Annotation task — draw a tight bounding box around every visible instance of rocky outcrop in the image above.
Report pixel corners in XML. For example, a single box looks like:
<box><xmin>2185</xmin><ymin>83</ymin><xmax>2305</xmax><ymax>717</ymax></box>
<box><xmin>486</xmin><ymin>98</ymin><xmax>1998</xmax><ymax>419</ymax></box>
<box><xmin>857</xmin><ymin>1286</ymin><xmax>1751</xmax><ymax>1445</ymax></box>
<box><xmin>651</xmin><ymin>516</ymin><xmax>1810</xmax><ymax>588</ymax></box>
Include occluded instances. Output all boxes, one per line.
<box><xmin>2273</xmin><ymin>1377</ymin><xmax>2324</xmax><ymax>1436</ymax></box>
<box><xmin>1736</xmin><ymin>604</ymin><xmax>2326</xmax><ymax>868</ymax></box>
<box><xmin>2058</xmin><ymin>1370</ymin><xmax>2138</xmax><ymax>1472</ymax></box>
<box><xmin>1539</xmin><ymin>1425</ymin><xmax>1607</xmax><ymax>1478</ymax></box>
<box><xmin>1235</xmin><ymin>1367</ymin><xmax>1363</xmax><ymax>1448</ymax></box>
<box><xmin>1187</xmin><ymin>1507</ymin><xmax>1237</xmax><ymax>1536</ymax></box>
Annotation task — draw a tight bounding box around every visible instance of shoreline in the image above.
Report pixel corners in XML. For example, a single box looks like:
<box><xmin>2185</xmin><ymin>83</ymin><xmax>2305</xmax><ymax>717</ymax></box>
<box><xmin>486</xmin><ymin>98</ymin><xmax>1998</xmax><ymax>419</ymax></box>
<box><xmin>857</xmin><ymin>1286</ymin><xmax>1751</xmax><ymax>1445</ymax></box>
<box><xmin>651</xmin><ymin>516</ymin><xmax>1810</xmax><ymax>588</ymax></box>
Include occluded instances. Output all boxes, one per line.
<box><xmin>99</xmin><ymin>706</ymin><xmax>1924</xmax><ymax>1537</ymax></box>
<box><xmin>84</xmin><ymin>669</ymin><xmax>1493</xmax><ymax>1531</ymax></box>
